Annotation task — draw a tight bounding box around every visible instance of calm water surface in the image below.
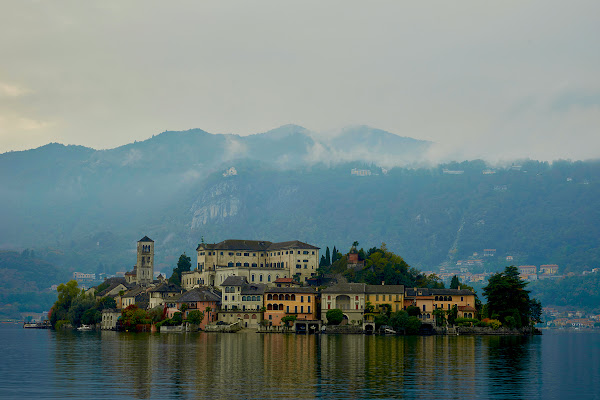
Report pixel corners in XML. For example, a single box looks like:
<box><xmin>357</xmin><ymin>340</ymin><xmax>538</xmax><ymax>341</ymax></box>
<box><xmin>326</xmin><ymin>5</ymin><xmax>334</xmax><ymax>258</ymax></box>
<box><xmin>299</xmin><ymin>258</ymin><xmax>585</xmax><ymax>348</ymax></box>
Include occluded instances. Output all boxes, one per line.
<box><xmin>1</xmin><ymin>324</ymin><xmax>599</xmax><ymax>399</ymax></box>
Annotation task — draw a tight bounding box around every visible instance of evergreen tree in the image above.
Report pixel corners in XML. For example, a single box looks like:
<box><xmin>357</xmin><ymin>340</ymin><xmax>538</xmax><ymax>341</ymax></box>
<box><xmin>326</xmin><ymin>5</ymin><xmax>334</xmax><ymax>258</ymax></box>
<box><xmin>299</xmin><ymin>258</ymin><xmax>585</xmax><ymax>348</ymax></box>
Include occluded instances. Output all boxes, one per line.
<box><xmin>319</xmin><ymin>255</ymin><xmax>326</xmax><ymax>267</ymax></box>
<box><xmin>450</xmin><ymin>275</ymin><xmax>460</xmax><ymax>289</ymax></box>
<box><xmin>169</xmin><ymin>253</ymin><xmax>191</xmax><ymax>286</ymax></box>
<box><xmin>483</xmin><ymin>266</ymin><xmax>535</xmax><ymax>328</ymax></box>
<box><xmin>325</xmin><ymin>247</ymin><xmax>331</xmax><ymax>266</ymax></box>
<box><xmin>332</xmin><ymin>246</ymin><xmax>338</xmax><ymax>263</ymax></box>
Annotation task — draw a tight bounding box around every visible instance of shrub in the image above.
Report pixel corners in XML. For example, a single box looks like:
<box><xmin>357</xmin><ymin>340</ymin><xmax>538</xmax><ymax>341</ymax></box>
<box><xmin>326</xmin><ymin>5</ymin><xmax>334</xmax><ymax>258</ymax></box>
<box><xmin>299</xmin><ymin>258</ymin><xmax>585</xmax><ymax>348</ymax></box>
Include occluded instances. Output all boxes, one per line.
<box><xmin>475</xmin><ymin>321</ymin><xmax>489</xmax><ymax>328</ymax></box>
<box><xmin>454</xmin><ymin>318</ymin><xmax>478</xmax><ymax>326</ymax></box>
<box><xmin>281</xmin><ymin>315</ymin><xmax>297</xmax><ymax>326</ymax></box>
<box><xmin>326</xmin><ymin>309</ymin><xmax>344</xmax><ymax>325</ymax></box>
<box><xmin>186</xmin><ymin>310</ymin><xmax>204</xmax><ymax>325</ymax></box>
<box><xmin>488</xmin><ymin>319</ymin><xmax>502</xmax><ymax>329</ymax></box>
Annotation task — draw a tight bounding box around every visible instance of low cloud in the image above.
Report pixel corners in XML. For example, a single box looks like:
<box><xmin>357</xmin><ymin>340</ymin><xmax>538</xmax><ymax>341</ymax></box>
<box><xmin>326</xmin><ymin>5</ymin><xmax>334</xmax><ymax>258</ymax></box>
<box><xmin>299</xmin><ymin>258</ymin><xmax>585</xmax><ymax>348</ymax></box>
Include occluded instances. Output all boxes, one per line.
<box><xmin>0</xmin><ymin>82</ymin><xmax>31</xmax><ymax>98</ymax></box>
<box><xmin>121</xmin><ymin>148</ymin><xmax>142</xmax><ymax>166</ymax></box>
<box><xmin>223</xmin><ymin>136</ymin><xmax>247</xmax><ymax>161</ymax></box>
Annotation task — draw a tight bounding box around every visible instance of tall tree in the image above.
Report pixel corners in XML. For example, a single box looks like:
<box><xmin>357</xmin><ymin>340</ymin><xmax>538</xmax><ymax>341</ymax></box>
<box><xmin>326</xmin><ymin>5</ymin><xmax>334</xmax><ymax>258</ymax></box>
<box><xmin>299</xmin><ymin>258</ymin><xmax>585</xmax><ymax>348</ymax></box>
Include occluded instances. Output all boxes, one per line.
<box><xmin>332</xmin><ymin>246</ymin><xmax>338</xmax><ymax>263</ymax></box>
<box><xmin>325</xmin><ymin>247</ymin><xmax>331</xmax><ymax>266</ymax></box>
<box><xmin>450</xmin><ymin>275</ymin><xmax>460</xmax><ymax>289</ymax></box>
<box><xmin>483</xmin><ymin>266</ymin><xmax>534</xmax><ymax>328</ymax></box>
<box><xmin>169</xmin><ymin>253</ymin><xmax>191</xmax><ymax>286</ymax></box>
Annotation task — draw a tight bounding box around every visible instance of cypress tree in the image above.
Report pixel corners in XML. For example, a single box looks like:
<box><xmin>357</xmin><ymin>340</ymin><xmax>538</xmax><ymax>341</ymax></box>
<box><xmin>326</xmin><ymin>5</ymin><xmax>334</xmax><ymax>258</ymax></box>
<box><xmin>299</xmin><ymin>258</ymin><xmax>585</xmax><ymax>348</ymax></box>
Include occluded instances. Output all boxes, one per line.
<box><xmin>325</xmin><ymin>247</ymin><xmax>331</xmax><ymax>266</ymax></box>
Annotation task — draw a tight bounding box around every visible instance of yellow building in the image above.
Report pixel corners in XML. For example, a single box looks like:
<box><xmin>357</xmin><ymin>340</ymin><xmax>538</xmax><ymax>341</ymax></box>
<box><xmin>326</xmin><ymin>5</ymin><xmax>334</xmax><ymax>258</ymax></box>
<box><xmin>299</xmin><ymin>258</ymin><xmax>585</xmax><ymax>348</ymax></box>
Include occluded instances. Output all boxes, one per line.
<box><xmin>183</xmin><ymin>239</ymin><xmax>319</xmax><ymax>289</ymax></box>
<box><xmin>264</xmin><ymin>287</ymin><xmax>319</xmax><ymax>326</ymax></box>
<box><xmin>404</xmin><ymin>288</ymin><xmax>477</xmax><ymax>322</ymax></box>
<box><xmin>365</xmin><ymin>284</ymin><xmax>405</xmax><ymax>313</ymax></box>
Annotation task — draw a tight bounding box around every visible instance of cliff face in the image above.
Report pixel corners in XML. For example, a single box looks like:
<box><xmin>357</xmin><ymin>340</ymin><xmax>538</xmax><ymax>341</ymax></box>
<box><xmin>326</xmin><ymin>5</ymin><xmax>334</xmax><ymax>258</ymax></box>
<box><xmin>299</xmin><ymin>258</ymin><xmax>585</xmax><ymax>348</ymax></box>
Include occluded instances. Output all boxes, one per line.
<box><xmin>190</xmin><ymin>181</ymin><xmax>242</xmax><ymax>229</ymax></box>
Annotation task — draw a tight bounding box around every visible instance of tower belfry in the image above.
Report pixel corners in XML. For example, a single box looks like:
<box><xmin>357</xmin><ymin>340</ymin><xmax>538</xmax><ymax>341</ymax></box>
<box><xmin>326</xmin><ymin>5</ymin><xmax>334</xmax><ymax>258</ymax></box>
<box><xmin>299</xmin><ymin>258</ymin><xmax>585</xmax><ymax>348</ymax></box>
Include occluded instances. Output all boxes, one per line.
<box><xmin>136</xmin><ymin>236</ymin><xmax>154</xmax><ymax>285</ymax></box>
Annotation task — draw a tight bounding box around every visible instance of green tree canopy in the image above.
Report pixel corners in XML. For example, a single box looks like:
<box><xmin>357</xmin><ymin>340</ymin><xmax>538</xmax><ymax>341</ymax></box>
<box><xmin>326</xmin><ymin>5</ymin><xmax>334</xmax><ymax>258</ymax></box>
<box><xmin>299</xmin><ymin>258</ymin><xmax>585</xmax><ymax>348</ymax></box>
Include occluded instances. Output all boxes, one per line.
<box><xmin>483</xmin><ymin>266</ymin><xmax>540</xmax><ymax>328</ymax></box>
<box><xmin>186</xmin><ymin>310</ymin><xmax>204</xmax><ymax>325</ymax></box>
<box><xmin>326</xmin><ymin>309</ymin><xmax>344</xmax><ymax>325</ymax></box>
<box><xmin>168</xmin><ymin>253</ymin><xmax>191</xmax><ymax>286</ymax></box>
<box><xmin>450</xmin><ymin>275</ymin><xmax>460</xmax><ymax>289</ymax></box>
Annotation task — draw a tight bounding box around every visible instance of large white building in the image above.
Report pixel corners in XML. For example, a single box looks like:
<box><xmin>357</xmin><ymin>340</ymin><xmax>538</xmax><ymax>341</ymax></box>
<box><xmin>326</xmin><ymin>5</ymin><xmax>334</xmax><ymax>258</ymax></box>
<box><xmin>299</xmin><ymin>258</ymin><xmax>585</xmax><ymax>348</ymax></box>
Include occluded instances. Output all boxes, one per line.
<box><xmin>181</xmin><ymin>239</ymin><xmax>320</xmax><ymax>290</ymax></box>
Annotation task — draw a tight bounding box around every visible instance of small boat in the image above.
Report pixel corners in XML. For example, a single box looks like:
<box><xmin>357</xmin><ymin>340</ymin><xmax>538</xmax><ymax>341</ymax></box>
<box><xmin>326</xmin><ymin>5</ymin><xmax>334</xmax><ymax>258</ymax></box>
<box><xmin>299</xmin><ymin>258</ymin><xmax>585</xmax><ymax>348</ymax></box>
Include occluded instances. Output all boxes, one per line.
<box><xmin>77</xmin><ymin>325</ymin><xmax>92</xmax><ymax>331</ymax></box>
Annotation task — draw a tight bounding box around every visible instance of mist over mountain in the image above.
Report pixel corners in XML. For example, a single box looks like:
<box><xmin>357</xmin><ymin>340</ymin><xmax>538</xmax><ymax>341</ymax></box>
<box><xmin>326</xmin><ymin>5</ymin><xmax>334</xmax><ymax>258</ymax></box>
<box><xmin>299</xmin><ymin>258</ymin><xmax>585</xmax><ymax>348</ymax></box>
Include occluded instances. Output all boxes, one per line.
<box><xmin>1</xmin><ymin>125</ymin><xmax>599</xmax><ymax>283</ymax></box>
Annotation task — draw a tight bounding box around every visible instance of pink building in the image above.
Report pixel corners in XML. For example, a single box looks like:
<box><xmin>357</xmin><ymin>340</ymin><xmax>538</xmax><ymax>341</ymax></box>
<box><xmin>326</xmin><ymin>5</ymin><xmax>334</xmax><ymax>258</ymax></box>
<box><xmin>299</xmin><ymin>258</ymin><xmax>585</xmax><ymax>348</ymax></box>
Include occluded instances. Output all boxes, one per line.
<box><xmin>166</xmin><ymin>287</ymin><xmax>221</xmax><ymax>330</ymax></box>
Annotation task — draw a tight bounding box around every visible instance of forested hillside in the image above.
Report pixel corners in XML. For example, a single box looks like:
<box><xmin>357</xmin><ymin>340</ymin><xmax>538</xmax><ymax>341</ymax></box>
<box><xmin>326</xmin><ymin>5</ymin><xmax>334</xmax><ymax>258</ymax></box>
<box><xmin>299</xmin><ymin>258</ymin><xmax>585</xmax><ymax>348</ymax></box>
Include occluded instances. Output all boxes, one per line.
<box><xmin>1</xmin><ymin>126</ymin><xmax>599</xmax><ymax>280</ymax></box>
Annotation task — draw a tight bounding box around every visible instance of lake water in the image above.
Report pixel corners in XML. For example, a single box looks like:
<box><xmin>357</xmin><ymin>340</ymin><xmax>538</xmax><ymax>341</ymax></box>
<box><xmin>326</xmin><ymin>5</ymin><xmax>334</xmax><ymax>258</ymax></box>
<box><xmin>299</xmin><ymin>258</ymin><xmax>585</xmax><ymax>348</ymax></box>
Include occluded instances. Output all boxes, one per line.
<box><xmin>1</xmin><ymin>324</ymin><xmax>599</xmax><ymax>399</ymax></box>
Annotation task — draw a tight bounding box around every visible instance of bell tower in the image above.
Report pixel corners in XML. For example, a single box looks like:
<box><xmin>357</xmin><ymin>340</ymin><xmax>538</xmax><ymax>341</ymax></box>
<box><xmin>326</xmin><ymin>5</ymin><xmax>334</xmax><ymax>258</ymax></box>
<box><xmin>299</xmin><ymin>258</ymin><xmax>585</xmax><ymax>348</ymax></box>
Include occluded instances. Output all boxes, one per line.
<box><xmin>136</xmin><ymin>236</ymin><xmax>154</xmax><ymax>285</ymax></box>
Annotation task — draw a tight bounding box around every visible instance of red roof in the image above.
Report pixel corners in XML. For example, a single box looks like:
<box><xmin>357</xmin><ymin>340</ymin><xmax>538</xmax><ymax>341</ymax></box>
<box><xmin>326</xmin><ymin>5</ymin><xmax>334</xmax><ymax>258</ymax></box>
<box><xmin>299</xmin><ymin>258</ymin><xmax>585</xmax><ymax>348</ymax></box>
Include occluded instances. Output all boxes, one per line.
<box><xmin>274</xmin><ymin>277</ymin><xmax>296</xmax><ymax>283</ymax></box>
<box><xmin>458</xmin><ymin>305</ymin><xmax>477</xmax><ymax>312</ymax></box>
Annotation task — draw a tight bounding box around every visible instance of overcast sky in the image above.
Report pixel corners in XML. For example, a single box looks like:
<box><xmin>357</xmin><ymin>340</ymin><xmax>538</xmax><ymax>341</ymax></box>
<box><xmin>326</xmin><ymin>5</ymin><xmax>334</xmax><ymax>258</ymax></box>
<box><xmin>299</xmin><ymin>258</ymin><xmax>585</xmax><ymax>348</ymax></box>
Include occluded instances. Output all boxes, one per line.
<box><xmin>1</xmin><ymin>1</ymin><xmax>599</xmax><ymax>162</ymax></box>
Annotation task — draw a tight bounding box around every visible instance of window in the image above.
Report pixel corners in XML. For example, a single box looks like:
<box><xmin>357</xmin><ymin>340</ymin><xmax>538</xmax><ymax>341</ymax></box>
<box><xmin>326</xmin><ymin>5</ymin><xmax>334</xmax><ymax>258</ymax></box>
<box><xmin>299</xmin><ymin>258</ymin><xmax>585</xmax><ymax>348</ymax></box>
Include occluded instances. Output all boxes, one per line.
<box><xmin>294</xmin><ymin>306</ymin><xmax>297</xmax><ymax>313</ymax></box>
<box><xmin>423</xmin><ymin>305</ymin><xmax>426</xmax><ymax>311</ymax></box>
<box><xmin>229</xmin><ymin>252</ymin><xmax>234</xmax><ymax>256</ymax></box>
<box><xmin>260</xmin><ymin>275</ymin><xmax>263</xmax><ymax>282</ymax></box>
<box><xmin>221</xmin><ymin>252</ymin><xmax>224</xmax><ymax>255</ymax></box>
<box><xmin>286</xmin><ymin>306</ymin><xmax>289</xmax><ymax>313</ymax></box>
<box><xmin>300</xmin><ymin>296</ymin><xmax>304</xmax><ymax>303</ymax></box>
<box><xmin>356</xmin><ymin>296</ymin><xmax>359</xmax><ymax>300</ymax></box>
<box><xmin>328</xmin><ymin>304</ymin><xmax>331</xmax><ymax>309</ymax></box>
<box><xmin>244</xmin><ymin>262</ymin><xmax>249</xmax><ymax>267</ymax></box>
<box><xmin>232</xmin><ymin>296</ymin><xmax>235</xmax><ymax>301</ymax></box>
<box><xmin>225</xmin><ymin>295</ymin><xmax>228</xmax><ymax>301</ymax></box>
<box><xmin>244</xmin><ymin>253</ymin><xmax>249</xmax><ymax>256</ymax></box>
<box><xmin>461</xmin><ymin>297</ymin><xmax>464</xmax><ymax>301</ymax></box>
<box><xmin>236</xmin><ymin>262</ymin><xmax>241</xmax><ymax>267</ymax></box>
<box><xmin>328</xmin><ymin>295</ymin><xmax>331</xmax><ymax>300</ymax></box>
<box><xmin>269</xmin><ymin>315</ymin><xmax>272</xmax><ymax>320</ymax></box>
<box><xmin>298</xmin><ymin>251</ymin><xmax>301</xmax><ymax>254</ymax></box>
<box><xmin>268</xmin><ymin>275</ymin><xmax>271</xmax><ymax>282</ymax></box>
<box><xmin>296</xmin><ymin>264</ymin><xmax>301</xmax><ymax>269</ymax></box>
<box><xmin>312</xmin><ymin>251</ymin><xmax>315</xmax><ymax>255</ymax></box>
<box><xmin>308</xmin><ymin>296</ymin><xmax>311</xmax><ymax>303</ymax></box>
<box><xmin>285</xmin><ymin>251</ymin><xmax>288</xmax><ymax>254</ymax></box>
<box><xmin>260</xmin><ymin>264</ymin><xmax>263</xmax><ymax>268</ymax></box>
<box><xmin>301</xmin><ymin>306</ymin><xmax>304</xmax><ymax>313</ymax></box>
<box><xmin>304</xmin><ymin>265</ymin><xmax>307</xmax><ymax>269</ymax></box>
<box><xmin>251</xmin><ymin>275</ymin><xmax>255</xmax><ymax>282</ymax></box>
<box><xmin>303</xmin><ymin>251</ymin><xmax>309</xmax><ymax>254</ymax></box>
<box><xmin>236</xmin><ymin>252</ymin><xmax>241</xmax><ymax>256</ymax></box>
<box><xmin>252</xmin><ymin>263</ymin><xmax>257</xmax><ymax>268</ymax></box>
<box><xmin>303</xmin><ymin>259</ymin><xmax>308</xmax><ymax>263</ymax></box>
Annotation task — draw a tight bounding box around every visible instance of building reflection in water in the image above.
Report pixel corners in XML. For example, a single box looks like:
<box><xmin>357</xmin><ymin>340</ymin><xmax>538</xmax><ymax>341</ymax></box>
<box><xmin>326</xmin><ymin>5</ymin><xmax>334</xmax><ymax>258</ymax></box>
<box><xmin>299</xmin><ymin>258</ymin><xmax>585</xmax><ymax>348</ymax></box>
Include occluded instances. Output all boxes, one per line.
<box><xmin>49</xmin><ymin>330</ymin><xmax>542</xmax><ymax>399</ymax></box>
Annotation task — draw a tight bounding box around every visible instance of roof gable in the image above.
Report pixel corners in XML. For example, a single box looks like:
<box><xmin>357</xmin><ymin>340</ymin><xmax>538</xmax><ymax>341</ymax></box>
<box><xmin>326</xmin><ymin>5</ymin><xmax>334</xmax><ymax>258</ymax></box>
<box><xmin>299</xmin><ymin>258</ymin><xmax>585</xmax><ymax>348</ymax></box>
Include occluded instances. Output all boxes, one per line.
<box><xmin>138</xmin><ymin>236</ymin><xmax>154</xmax><ymax>242</ymax></box>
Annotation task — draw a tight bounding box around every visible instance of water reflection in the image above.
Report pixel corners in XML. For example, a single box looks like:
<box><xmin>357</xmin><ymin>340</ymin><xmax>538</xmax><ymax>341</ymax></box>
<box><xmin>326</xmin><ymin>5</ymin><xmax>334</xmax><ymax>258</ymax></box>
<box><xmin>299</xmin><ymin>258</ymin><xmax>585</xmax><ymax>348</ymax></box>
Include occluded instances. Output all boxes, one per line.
<box><xmin>23</xmin><ymin>326</ymin><xmax>582</xmax><ymax>399</ymax></box>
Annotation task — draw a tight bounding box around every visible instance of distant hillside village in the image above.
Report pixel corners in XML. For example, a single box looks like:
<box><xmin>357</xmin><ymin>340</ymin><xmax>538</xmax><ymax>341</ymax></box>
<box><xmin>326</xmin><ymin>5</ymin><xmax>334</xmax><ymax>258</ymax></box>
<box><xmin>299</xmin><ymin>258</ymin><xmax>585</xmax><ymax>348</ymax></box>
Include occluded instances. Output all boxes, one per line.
<box><xmin>80</xmin><ymin>236</ymin><xmax>482</xmax><ymax>334</ymax></box>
